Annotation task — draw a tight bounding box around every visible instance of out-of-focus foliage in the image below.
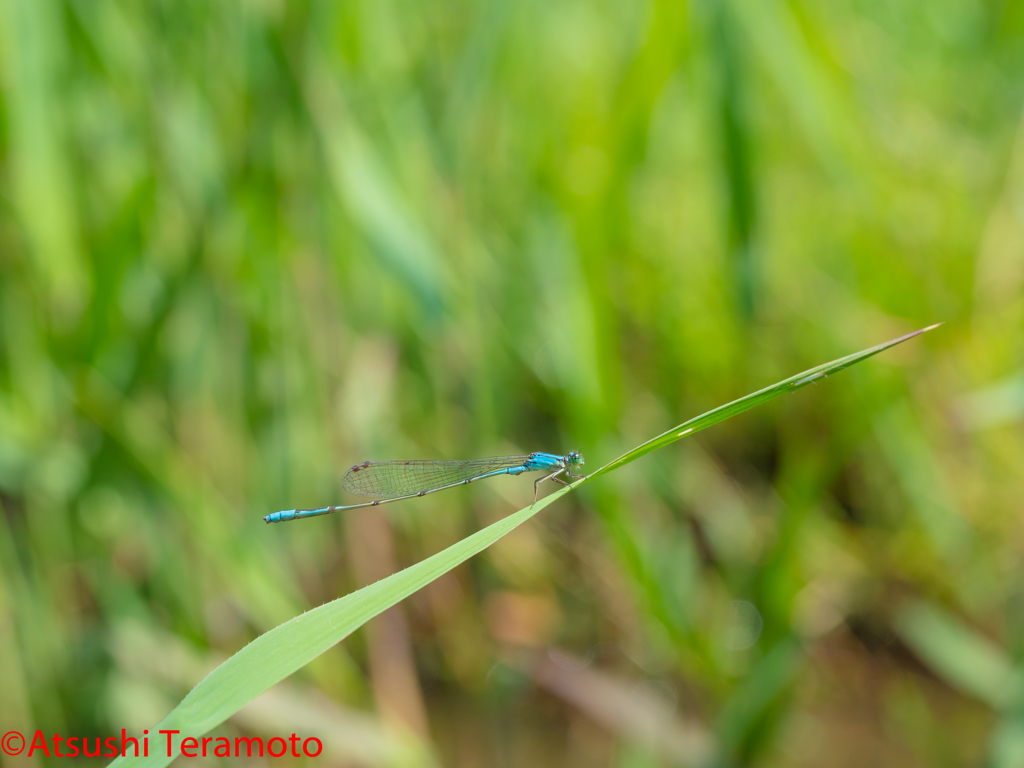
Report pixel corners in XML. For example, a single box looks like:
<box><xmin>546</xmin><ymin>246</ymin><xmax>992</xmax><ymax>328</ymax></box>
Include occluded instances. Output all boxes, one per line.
<box><xmin>0</xmin><ymin>0</ymin><xmax>1020</xmax><ymax>765</ymax></box>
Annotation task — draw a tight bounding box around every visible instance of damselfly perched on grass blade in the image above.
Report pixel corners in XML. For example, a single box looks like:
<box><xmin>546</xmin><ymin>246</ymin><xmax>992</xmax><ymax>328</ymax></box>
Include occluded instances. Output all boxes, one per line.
<box><xmin>265</xmin><ymin>451</ymin><xmax>586</xmax><ymax>523</ymax></box>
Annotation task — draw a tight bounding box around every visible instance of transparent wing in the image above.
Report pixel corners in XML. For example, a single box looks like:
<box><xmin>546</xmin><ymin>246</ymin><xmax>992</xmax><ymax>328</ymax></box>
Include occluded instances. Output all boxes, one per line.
<box><xmin>341</xmin><ymin>456</ymin><xmax>532</xmax><ymax>499</ymax></box>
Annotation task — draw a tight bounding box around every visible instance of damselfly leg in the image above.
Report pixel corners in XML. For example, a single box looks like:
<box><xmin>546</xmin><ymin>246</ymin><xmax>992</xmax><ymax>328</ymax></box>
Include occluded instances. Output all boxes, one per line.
<box><xmin>534</xmin><ymin>468</ymin><xmax>566</xmax><ymax>503</ymax></box>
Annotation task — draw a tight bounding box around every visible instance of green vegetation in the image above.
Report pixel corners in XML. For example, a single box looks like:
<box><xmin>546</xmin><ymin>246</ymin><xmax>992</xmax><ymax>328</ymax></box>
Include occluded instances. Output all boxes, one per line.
<box><xmin>0</xmin><ymin>1</ymin><xmax>1021</xmax><ymax>766</ymax></box>
<box><xmin>109</xmin><ymin>327</ymin><xmax>935</xmax><ymax>768</ymax></box>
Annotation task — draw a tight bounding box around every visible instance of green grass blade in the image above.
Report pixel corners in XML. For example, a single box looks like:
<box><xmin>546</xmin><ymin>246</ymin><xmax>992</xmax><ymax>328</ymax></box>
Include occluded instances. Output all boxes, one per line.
<box><xmin>894</xmin><ymin>600</ymin><xmax>1018</xmax><ymax>709</ymax></box>
<box><xmin>110</xmin><ymin>325</ymin><xmax>938</xmax><ymax>768</ymax></box>
<box><xmin>584</xmin><ymin>324</ymin><xmax>941</xmax><ymax>483</ymax></box>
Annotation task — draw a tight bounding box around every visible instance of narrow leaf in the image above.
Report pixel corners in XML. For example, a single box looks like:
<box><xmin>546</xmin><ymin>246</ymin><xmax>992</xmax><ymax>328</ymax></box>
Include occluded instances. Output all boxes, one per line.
<box><xmin>895</xmin><ymin>600</ymin><xmax>1020</xmax><ymax>709</ymax></box>
<box><xmin>110</xmin><ymin>325</ymin><xmax>938</xmax><ymax>768</ymax></box>
<box><xmin>585</xmin><ymin>324</ymin><xmax>941</xmax><ymax>483</ymax></box>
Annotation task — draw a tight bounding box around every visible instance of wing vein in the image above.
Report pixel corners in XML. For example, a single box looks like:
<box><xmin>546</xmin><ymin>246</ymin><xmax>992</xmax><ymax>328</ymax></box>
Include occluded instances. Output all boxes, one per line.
<box><xmin>341</xmin><ymin>456</ymin><xmax>532</xmax><ymax>499</ymax></box>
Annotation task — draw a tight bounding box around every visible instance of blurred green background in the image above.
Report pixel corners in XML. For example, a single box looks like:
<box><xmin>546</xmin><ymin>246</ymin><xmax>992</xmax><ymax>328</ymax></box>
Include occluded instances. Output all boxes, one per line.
<box><xmin>0</xmin><ymin>0</ymin><xmax>1022</xmax><ymax>765</ymax></box>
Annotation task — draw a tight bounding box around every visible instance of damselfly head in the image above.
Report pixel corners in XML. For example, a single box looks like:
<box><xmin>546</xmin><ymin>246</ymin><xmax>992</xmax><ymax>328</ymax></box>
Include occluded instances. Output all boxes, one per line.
<box><xmin>567</xmin><ymin>450</ymin><xmax>584</xmax><ymax>466</ymax></box>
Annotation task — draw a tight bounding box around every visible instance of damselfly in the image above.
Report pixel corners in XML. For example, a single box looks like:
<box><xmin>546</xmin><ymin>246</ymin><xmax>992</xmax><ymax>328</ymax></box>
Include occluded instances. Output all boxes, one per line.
<box><xmin>265</xmin><ymin>451</ymin><xmax>586</xmax><ymax>523</ymax></box>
